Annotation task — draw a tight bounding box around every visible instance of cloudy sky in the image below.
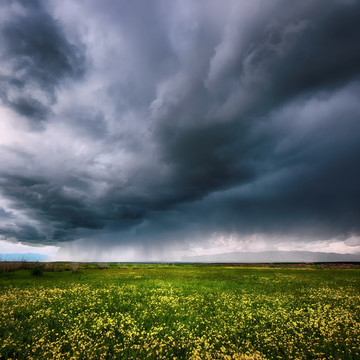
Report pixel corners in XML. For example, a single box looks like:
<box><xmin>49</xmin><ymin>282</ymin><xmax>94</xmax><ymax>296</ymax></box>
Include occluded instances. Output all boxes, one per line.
<box><xmin>0</xmin><ymin>0</ymin><xmax>360</xmax><ymax>261</ymax></box>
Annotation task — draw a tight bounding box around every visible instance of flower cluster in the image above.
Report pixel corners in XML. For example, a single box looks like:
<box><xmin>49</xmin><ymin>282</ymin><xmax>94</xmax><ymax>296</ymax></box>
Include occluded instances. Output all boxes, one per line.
<box><xmin>0</xmin><ymin>266</ymin><xmax>359</xmax><ymax>359</ymax></box>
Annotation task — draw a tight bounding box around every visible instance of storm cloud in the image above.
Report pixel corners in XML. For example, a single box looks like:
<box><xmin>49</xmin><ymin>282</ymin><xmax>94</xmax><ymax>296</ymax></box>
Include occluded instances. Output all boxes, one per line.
<box><xmin>0</xmin><ymin>0</ymin><xmax>360</xmax><ymax>259</ymax></box>
<box><xmin>0</xmin><ymin>0</ymin><xmax>85</xmax><ymax>127</ymax></box>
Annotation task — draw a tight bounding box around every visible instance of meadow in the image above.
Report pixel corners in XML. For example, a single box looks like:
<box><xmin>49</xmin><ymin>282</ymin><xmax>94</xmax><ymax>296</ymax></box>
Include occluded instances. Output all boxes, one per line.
<box><xmin>0</xmin><ymin>263</ymin><xmax>359</xmax><ymax>359</ymax></box>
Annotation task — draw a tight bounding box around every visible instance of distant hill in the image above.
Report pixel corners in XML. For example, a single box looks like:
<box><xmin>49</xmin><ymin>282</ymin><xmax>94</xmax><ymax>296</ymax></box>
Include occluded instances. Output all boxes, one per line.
<box><xmin>182</xmin><ymin>250</ymin><xmax>360</xmax><ymax>263</ymax></box>
<box><xmin>0</xmin><ymin>253</ymin><xmax>50</xmax><ymax>261</ymax></box>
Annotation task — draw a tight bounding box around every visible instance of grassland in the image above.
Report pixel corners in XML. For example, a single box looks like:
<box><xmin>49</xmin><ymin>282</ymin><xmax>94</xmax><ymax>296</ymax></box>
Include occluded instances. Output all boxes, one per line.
<box><xmin>0</xmin><ymin>263</ymin><xmax>359</xmax><ymax>359</ymax></box>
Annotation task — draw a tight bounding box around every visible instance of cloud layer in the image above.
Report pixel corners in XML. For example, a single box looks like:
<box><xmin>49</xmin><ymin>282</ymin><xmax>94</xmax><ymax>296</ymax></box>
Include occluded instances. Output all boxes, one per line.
<box><xmin>0</xmin><ymin>0</ymin><xmax>360</xmax><ymax>258</ymax></box>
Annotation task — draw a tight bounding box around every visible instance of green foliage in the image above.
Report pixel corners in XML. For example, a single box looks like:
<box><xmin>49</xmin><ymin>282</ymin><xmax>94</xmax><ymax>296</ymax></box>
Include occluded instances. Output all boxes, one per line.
<box><xmin>0</xmin><ymin>265</ymin><xmax>359</xmax><ymax>359</ymax></box>
<box><xmin>30</xmin><ymin>266</ymin><xmax>43</xmax><ymax>277</ymax></box>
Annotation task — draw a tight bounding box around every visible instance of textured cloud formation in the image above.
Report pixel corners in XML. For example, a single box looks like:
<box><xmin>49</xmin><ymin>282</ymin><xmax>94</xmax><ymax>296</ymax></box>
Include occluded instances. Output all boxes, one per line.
<box><xmin>0</xmin><ymin>0</ymin><xmax>360</xmax><ymax>258</ymax></box>
<box><xmin>0</xmin><ymin>0</ymin><xmax>85</xmax><ymax>128</ymax></box>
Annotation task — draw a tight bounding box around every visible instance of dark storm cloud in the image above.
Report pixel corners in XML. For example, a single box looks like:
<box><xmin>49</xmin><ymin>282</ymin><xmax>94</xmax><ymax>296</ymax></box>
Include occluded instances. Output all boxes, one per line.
<box><xmin>0</xmin><ymin>223</ymin><xmax>42</xmax><ymax>243</ymax></box>
<box><xmin>177</xmin><ymin>86</ymin><xmax>360</xmax><ymax>239</ymax></box>
<box><xmin>275</xmin><ymin>3</ymin><xmax>360</xmax><ymax>95</ymax></box>
<box><xmin>0</xmin><ymin>174</ymin><xmax>103</xmax><ymax>243</ymax></box>
<box><xmin>0</xmin><ymin>0</ymin><xmax>360</xmax><ymax>250</ymax></box>
<box><xmin>0</xmin><ymin>0</ymin><xmax>85</xmax><ymax>126</ymax></box>
<box><xmin>203</xmin><ymin>1</ymin><xmax>360</xmax><ymax>122</ymax></box>
<box><xmin>147</xmin><ymin>1</ymin><xmax>360</xmax><ymax>238</ymax></box>
<box><xmin>5</xmin><ymin>96</ymin><xmax>49</xmax><ymax>120</ymax></box>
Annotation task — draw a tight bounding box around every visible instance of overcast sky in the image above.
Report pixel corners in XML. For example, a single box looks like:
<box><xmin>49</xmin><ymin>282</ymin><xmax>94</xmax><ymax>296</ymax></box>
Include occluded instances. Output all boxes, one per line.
<box><xmin>0</xmin><ymin>0</ymin><xmax>360</xmax><ymax>261</ymax></box>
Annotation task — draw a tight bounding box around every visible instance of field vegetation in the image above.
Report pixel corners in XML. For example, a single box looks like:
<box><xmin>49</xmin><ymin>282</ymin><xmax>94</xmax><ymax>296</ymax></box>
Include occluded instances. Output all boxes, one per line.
<box><xmin>0</xmin><ymin>263</ymin><xmax>359</xmax><ymax>359</ymax></box>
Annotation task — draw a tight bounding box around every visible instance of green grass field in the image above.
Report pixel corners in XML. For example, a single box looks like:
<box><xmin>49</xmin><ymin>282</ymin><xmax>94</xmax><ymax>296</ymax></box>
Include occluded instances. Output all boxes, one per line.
<box><xmin>1</xmin><ymin>264</ymin><xmax>359</xmax><ymax>359</ymax></box>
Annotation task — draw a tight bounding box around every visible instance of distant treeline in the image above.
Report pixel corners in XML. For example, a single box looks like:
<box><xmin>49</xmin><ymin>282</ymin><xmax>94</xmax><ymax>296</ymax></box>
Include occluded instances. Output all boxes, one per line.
<box><xmin>0</xmin><ymin>261</ymin><xmax>79</xmax><ymax>274</ymax></box>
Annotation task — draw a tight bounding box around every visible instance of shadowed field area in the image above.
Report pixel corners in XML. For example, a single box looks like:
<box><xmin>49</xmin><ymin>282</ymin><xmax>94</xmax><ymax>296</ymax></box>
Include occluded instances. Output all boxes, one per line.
<box><xmin>1</xmin><ymin>264</ymin><xmax>359</xmax><ymax>359</ymax></box>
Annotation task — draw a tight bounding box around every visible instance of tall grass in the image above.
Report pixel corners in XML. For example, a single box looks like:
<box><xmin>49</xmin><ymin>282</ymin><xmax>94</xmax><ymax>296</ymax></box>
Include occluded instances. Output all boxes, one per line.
<box><xmin>0</xmin><ymin>260</ymin><xmax>82</xmax><ymax>273</ymax></box>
